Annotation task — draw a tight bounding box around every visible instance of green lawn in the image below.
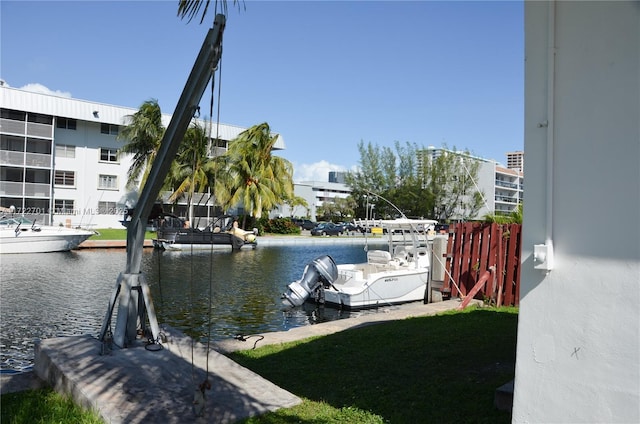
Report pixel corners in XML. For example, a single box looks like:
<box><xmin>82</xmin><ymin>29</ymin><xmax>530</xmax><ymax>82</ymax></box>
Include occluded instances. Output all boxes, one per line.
<box><xmin>89</xmin><ymin>228</ymin><xmax>155</xmax><ymax>240</ymax></box>
<box><xmin>1</xmin><ymin>388</ymin><xmax>103</xmax><ymax>424</ymax></box>
<box><xmin>230</xmin><ymin>305</ymin><xmax>517</xmax><ymax>423</ymax></box>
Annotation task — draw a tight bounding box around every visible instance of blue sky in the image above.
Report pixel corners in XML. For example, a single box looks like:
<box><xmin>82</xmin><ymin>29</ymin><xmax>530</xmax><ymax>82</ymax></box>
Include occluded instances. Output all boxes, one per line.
<box><xmin>1</xmin><ymin>0</ymin><xmax>524</xmax><ymax>181</ymax></box>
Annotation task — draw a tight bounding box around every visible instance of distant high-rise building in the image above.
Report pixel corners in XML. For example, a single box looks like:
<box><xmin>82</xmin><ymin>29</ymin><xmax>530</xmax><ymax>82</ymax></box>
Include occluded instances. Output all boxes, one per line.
<box><xmin>506</xmin><ymin>151</ymin><xmax>524</xmax><ymax>172</ymax></box>
<box><xmin>328</xmin><ymin>171</ymin><xmax>347</xmax><ymax>184</ymax></box>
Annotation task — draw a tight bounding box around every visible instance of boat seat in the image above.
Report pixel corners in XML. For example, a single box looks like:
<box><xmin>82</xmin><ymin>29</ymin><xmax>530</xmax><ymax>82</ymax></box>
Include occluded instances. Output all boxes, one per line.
<box><xmin>393</xmin><ymin>246</ymin><xmax>409</xmax><ymax>265</ymax></box>
<box><xmin>367</xmin><ymin>250</ymin><xmax>392</xmax><ymax>265</ymax></box>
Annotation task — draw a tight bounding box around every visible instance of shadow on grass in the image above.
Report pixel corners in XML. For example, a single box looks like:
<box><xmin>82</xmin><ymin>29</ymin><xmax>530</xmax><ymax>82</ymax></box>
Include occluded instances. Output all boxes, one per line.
<box><xmin>230</xmin><ymin>307</ymin><xmax>517</xmax><ymax>423</ymax></box>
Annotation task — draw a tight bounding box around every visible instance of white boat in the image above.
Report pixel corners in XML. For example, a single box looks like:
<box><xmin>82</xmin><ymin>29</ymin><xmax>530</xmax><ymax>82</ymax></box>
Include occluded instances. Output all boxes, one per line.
<box><xmin>0</xmin><ymin>216</ymin><xmax>95</xmax><ymax>254</ymax></box>
<box><xmin>282</xmin><ymin>218</ymin><xmax>438</xmax><ymax>309</ymax></box>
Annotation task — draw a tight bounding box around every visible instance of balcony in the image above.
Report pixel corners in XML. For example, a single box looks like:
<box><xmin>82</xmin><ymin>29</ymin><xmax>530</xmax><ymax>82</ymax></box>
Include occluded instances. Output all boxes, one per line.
<box><xmin>26</xmin><ymin>122</ymin><xmax>53</xmax><ymax>138</ymax></box>
<box><xmin>0</xmin><ymin>118</ymin><xmax>26</xmax><ymax>135</ymax></box>
<box><xmin>25</xmin><ymin>152</ymin><xmax>52</xmax><ymax>167</ymax></box>
<box><xmin>495</xmin><ymin>180</ymin><xmax>519</xmax><ymax>190</ymax></box>
<box><xmin>24</xmin><ymin>182</ymin><xmax>51</xmax><ymax>197</ymax></box>
<box><xmin>0</xmin><ymin>150</ymin><xmax>24</xmax><ymax>166</ymax></box>
<box><xmin>0</xmin><ymin>181</ymin><xmax>23</xmax><ymax>196</ymax></box>
<box><xmin>495</xmin><ymin>195</ymin><xmax>519</xmax><ymax>204</ymax></box>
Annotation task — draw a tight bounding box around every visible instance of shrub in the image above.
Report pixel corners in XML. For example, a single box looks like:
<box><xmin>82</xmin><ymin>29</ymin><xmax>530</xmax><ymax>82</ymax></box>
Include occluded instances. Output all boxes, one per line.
<box><xmin>264</xmin><ymin>217</ymin><xmax>301</xmax><ymax>235</ymax></box>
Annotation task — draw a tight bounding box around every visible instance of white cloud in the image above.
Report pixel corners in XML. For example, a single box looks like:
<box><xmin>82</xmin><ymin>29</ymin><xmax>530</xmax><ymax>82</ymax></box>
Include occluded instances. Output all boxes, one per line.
<box><xmin>18</xmin><ymin>82</ymin><xmax>72</xmax><ymax>98</ymax></box>
<box><xmin>293</xmin><ymin>160</ymin><xmax>347</xmax><ymax>182</ymax></box>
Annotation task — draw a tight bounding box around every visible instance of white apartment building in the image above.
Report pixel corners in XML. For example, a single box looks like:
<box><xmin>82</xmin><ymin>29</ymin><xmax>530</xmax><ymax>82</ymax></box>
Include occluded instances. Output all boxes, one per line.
<box><xmin>271</xmin><ymin>179</ymin><xmax>352</xmax><ymax>222</ymax></box>
<box><xmin>0</xmin><ymin>86</ymin><xmax>284</xmax><ymax>228</ymax></box>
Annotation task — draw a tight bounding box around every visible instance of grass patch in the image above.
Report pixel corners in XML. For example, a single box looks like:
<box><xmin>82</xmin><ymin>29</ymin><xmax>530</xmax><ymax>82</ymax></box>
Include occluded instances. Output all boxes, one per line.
<box><xmin>231</xmin><ymin>306</ymin><xmax>517</xmax><ymax>423</ymax></box>
<box><xmin>1</xmin><ymin>388</ymin><xmax>103</xmax><ymax>424</ymax></box>
<box><xmin>89</xmin><ymin>228</ymin><xmax>155</xmax><ymax>240</ymax></box>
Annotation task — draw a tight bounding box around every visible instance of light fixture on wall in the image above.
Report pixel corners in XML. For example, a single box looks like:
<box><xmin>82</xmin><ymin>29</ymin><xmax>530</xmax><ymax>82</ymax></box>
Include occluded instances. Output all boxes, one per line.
<box><xmin>93</xmin><ymin>111</ymin><xmax>99</xmax><ymax>118</ymax></box>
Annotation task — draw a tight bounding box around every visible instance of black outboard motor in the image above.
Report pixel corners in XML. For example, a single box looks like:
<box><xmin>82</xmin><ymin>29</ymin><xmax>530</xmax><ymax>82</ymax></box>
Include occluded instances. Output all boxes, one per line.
<box><xmin>282</xmin><ymin>255</ymin><xmax>338</xmax><ymax>308</ymax></box>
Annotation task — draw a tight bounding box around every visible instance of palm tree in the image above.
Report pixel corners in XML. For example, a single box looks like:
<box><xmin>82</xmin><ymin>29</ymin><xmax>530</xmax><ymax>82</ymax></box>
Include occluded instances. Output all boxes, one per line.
<box><xmin>118</xmin><ymin>99</ymin><xmax>165</xmax><ymax>189</ymax></box>
<box><xmin>215</xmin><ymin>123</ymin><xmax>293</xmax><ymax>225</ymax></box>
<box><xmin>167</xmin><ymin>121</ymin><xmax>218</xmax><ymax>225</ymax></box>
<box><xmin>177</xmin><ymin>0</ymin><xmax>240</xmax><ymax>24</ymax></box>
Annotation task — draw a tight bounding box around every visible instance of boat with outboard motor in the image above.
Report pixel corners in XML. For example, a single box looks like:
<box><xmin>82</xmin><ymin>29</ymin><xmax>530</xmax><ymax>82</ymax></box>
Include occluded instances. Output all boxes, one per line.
<box><xmin>282</xmin><ymin>218</ymin><xmax>438</xmax><ymax>309</ymax></box>
<box><xmin>152</xmin><ymin>214</ymin><xmax>257</xmax><ymax>251</ymax></box>
<box><xmin>0</xmin><ymin>216</ymin><xmax>95</xmax><ymax>254</ymax></box>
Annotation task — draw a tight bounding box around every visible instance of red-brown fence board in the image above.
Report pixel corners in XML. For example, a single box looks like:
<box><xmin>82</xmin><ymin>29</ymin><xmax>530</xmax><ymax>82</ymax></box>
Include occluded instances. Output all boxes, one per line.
<box><xmin>443</xmin><ymin>223</ymin><xmax>521</xmax><ymax>307</ymax></box>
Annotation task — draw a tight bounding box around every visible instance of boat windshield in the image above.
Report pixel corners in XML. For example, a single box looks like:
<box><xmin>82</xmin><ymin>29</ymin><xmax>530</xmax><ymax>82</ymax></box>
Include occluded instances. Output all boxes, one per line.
<box><xmin>0</xmin><ymin>217</ymin><xmax>34</xmax><ymax>226</ymax></box>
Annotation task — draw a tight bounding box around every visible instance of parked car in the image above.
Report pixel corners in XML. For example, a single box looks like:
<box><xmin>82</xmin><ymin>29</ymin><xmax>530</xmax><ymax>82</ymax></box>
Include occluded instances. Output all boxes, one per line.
<box><xmin>435</xmin><ymin>224</ymin><xmax>450</xmax><ymax>234</ymax></box>
<box><xmin>310</xmin><ymin>222</ymin><xmax>344</xmax><ymax>236</ymax></box>
<box><xmin>338</xmin><ymin>222</ymin><xmax>363</xmax><ymax>233</ymax></box>
<box><xmin>293</xmin><ymin>219</ymin><xmax>317</xmax><ymax>230</ymax></box>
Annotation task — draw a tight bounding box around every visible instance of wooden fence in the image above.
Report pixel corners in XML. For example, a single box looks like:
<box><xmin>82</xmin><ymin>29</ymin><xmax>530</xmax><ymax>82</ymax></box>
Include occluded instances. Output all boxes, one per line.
<box><xmin>442</xmin><ymin>222</ymin><xmax>521</xmax><ymax>307</ymax></box>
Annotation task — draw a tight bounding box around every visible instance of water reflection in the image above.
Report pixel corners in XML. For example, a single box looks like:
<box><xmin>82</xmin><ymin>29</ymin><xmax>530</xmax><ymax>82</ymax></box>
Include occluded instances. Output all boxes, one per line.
<box><xmin>1</xmin><ymin>244</ymin><xmax>371</xmax><ymax>372</ymax></box>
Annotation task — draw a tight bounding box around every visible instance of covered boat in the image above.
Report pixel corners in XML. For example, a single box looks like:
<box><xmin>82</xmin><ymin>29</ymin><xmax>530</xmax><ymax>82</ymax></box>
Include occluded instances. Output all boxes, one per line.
<box><xmin>152</xmin><ymin>214</ymin><xmax>257</xmax><ymax>251</ymax></box>
<box><xmin>283</xmin><ymin>218</ymin><xmax>437</xmax><ymax>309</ymax></box>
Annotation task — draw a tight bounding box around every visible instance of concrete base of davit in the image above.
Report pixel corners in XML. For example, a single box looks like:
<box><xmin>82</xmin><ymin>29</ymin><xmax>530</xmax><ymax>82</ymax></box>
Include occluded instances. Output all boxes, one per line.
<box><xmin>34</xmin><ymin>326</ymin><xmax>301</xmax><ymax>424</ymax></box>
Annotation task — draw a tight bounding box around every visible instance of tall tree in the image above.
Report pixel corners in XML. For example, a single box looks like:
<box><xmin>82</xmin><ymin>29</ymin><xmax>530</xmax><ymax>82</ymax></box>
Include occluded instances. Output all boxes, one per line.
<box><xmin>118</xmin><ymin>99</ymin><xmax>165</xmax><ymax>189</ymax></box>
<box><xmin>422</xmin><ymin>147</ymin><xmax>485</xmax><ymax>221</ymax></box>
<box><xmin>215</xmin><ymin>123</ymin><xmax>294</xmax><ymax>224</ymax></box>
<box><xmin>347</xmin><ymin>142</ymin><xmax>484</xmax><ymax>221</ymax></box>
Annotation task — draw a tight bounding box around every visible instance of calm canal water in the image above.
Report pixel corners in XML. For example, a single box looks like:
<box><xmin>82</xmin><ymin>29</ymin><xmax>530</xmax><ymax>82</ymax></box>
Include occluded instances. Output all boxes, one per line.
<box><xmin>0</xmin><ymin>244</ymin><xmax>375</xmax><ymax>373</ymax></box>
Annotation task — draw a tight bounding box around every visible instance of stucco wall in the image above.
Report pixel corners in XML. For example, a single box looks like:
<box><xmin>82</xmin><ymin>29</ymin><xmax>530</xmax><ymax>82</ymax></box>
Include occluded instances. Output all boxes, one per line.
<box><xmin>513</xmin><ymin>1</ymin><xmax>640</xmax><ymax>422</ymax></box>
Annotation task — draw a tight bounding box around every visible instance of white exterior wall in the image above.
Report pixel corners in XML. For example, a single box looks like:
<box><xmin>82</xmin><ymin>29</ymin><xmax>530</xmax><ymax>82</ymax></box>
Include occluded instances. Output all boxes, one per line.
<box><xmin>513</xmin><ymin>2</ymin><xmax>640</xmax><ymax>423</ymax></box>
<box><xmin>52</xmin><ymin>120</ymin><xmax>133</xmax><ymax>228</ymax></box>
<box><xmin>476</xmin><ymin>161</ymin><xmax>497</xmax><ymax>218</ymax></box>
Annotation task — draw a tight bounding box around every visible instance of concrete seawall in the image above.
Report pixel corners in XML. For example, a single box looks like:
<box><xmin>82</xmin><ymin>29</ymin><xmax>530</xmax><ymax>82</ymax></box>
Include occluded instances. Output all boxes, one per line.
<box><xmin>79</xmin><ymin>234</ymin><xmax>390</xmax><ymax>249</ymax></box>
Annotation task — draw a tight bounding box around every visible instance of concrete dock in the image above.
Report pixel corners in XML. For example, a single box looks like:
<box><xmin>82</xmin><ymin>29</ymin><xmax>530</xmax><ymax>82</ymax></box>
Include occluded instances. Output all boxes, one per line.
<box><xmin>34</xmin><ymin>326</ymin><xmax>301</xmax><ymax>424</ymax></box>
<box><xmin>9</xmin><ymin>298</ymin><xmax>475</xmax><ymax>423</ymax></box>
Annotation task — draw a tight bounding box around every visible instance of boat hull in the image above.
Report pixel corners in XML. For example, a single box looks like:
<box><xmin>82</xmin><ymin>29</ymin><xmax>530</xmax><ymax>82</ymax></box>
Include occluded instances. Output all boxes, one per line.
<box><xmin>0</xmin><ymin>229</ymin><xmax>94</xmax><ymax>254</ymax></box>
<box><xmin>157</xmin><ymin>240</ymin><xmax>257</xmax><ymax>251</ymax></box>
<box><xmin>318</xmin><ymin>266</ymin><xmax>430</xmax><ymax>309</ymax></box>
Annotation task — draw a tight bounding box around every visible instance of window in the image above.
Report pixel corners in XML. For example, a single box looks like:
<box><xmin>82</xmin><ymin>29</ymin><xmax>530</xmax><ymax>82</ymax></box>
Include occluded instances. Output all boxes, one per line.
<box><xmin>27</xmin><ymin>113</ymin><xmax>53</xmax><ymax>125</ymax></box>
<box><xmin>1</xmin><ymin>135</ymin><xmax>24</xmax><ymax>151</ymax></box>
<box><xmin>2</xmin><ymin>167</ymin><xmax>23</xmax><ymax>182</ymax></box>
<box><xmin>26</xmin><ymin>138</ymin><xmax>52</xmax><ymax>154</ymax></box>
<box><xmin>54</xmin><ymin>170</ymin><xmax>75</xmax><ymax>186</ymax></box>
<box><xmin>100</xmin><ymin>147</ymin><xmax>118</xmax><ymax>163</ymax></box>
<box><xmin>55</xmin><ymin>144</ymin><xmax>76</xmax><ymax>158</ymax></box>
<box><xmin>25</xmin><ymin>169</ymin><xmax>50</xmax><ymax>184</ymax></box>
<box><xmin>212</xmin><ymin>138</ymin><xmax>227</xmax><ymax>148</ymax></box>
<box><xmin>98</xmin><ymin>174</ymin><xmax>118</xmax><ymax>190</ymax></box>
<box><xmin>98</xmin><ymin>201</ymin><xmax>118</xmax><ymax>214</ymax></box>
<box><xmin>56</xmin><ymin>117</ymin><xmax>77</xmax><ymax>130</ymax></box>
<box><xmin>54</xmin><ymin>199</ymin><xmax>75</xmax><ymax>214</ymax></box>
<box><xmin>1</xmin><ymin>109</ymin><xmax>26</xmax><ymax>121</ymax></box>
<box><xmin>100</xmin><ymin>123</ymin><xmax>119</xmax><ymax>135</ymax></box>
